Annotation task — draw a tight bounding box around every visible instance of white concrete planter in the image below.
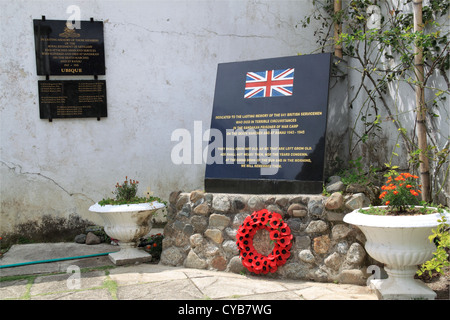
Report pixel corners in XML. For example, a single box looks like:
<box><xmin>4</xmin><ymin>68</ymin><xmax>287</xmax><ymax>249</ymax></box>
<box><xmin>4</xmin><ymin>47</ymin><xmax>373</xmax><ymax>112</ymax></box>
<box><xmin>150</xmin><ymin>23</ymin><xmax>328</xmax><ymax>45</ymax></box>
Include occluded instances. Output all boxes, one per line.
<box><xmin>343</xmin><ymin>207</ymin><xmax>449</xmax><ymax>300</ymax></box>
<box><xmin>89</xmin><ymin>201</ymin><xmax>165</xmax><ymax>265</ymax></box>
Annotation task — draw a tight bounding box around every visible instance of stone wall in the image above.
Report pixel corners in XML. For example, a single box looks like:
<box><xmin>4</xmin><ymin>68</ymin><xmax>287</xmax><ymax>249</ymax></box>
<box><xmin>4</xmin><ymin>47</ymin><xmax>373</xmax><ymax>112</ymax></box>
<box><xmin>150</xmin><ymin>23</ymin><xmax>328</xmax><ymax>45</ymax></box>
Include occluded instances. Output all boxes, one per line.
<box><xmin>161</xmin><ymin>182</ymin><xmax>378</xmax><ymax>285</ymax></box>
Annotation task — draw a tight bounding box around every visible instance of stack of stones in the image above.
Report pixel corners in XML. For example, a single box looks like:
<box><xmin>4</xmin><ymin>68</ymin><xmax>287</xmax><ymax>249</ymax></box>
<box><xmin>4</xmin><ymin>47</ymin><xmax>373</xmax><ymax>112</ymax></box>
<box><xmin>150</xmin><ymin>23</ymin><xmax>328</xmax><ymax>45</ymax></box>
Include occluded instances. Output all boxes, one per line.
<box><xmin>161</xmin><ymin>177</ymin><xmax>380</xmax><ymax>285</ymax></box>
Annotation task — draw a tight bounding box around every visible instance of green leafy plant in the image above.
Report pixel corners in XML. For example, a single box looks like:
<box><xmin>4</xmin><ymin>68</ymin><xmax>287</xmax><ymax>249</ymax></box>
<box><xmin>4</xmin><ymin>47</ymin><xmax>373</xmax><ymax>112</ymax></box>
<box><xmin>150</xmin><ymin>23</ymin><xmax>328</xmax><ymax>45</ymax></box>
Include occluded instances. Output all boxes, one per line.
<box><xmin>140</xmin><ymin>233</ymin><xmax>164</xmax><ymax>261</ymax></box>
<box><xmin>86</xmin><ymin>225</ymin><xmax>111</xmax><ymax>243</ymax></box>
<box><xmin>98</xmin><ymin>176</ymin><xmax>166</xmax><ymax>206</ymax></box>
<box><xmin>338</xmin><ymin>156</ymin><xmax>379</xmax><ymax>186</ymax></box>
<box><xmin>418</xmin><ymin>213</ymin><xmax>450</xmax><ymax>277</ymax></box>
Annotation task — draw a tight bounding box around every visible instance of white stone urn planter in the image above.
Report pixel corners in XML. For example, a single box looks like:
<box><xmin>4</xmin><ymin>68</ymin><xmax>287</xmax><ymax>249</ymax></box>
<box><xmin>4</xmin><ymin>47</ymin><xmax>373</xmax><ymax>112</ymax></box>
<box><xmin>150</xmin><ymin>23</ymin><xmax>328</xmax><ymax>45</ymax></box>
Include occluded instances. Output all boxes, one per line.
<box><xmin>344</xmin><ymin>207</ymin><xmax>449</xmax><ymax>300</ymax></box>
<box><xmin>89</xmin><ymin>201</ymin><xmax>165</xmax><ymax>265</ymax></box>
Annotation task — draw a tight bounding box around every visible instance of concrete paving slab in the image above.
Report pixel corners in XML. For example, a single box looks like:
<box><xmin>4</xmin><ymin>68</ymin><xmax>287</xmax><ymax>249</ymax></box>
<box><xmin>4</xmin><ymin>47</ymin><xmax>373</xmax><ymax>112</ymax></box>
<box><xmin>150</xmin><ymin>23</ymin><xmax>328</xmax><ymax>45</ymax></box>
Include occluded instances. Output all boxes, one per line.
<box><xmin>225</xmin><ymin>290</ymin><xmax>305</xmax><ymax>300</ymax></box>
<box><xmin>182</xmin><ymin>268</ymin><xmax>251</xmax><ymax>279</ymax></box>
<box><xmin>116</xmin><ymin>279</ymin><xmax>205</xmax><ymax>300</ymax></box>
<box><xmin>294</xmin><ymin>286</ymin><xmax>342</xmax><ymax>300</ymax></box>
<box><xmin>190</xmin><ymin>276</ymin><xmax>289</xmax><ymax>299</ymax></box>
<box><xmin>0</xmin><ymin>243</ymin><xmax>119</xmax><ymax>265</ymax></box>
<box><xmin>294</xmin><ymin>283</ymin><xmax>376</xmax><ymax>300</ymax></box>
<box><xmin>109</xmin><ymin>264</ymin><xmax>188</xmax><ymax>285</ymax></box>
<box><xmin>30</xmin><ymin>271</ymin><xmax>107</xmax><ymax>295</ymax></box>
<box><xmin>31</xmin><ymin>288</ymin><xmax>113</xmax><ymax>300</ymax></box>
<box><xmin>0</xmin><ymin>242</ymin><xmax>119</xmax><ymax>277</ymax></box>
<box><xmin>0</xmin><ymin>256</ymin><xmax>113</xmax><ymax>277</ymax></box>
<box><xmin>0</xmin><ymin>279</ymin><xmax>29</xmax><ymax>299</ymax></box>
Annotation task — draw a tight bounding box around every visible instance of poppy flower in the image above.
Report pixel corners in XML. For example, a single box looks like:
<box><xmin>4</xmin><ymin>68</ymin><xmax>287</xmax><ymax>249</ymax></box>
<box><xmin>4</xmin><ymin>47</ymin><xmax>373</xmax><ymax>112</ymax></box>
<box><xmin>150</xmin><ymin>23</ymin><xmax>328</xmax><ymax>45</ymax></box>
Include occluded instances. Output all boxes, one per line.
<box><xmin>277</xmin><ymin>235</ymin><xmax>293</xmax><ymax>247</ymax></box>
<box><xmin>250</xmin><ymin>213</ymin><xmax>267</xmax><ymax>227</ymax></box>
<box><xmin>266</xmin><ymin>258</ymin><xmax>277</xmax><ymax>273</ymax></box>
<box><xmin>252</xmin><ymin>255</ymin><xmax>265</xmax><ymax>273</ymax></box>
<box><xmin>279</xmin><ymin>223</ymin><xmax>291</xmax><ymax>237</ymax></box>
<box><xmin>278</xmin><ymin>248</ymin><xmax>291</xmax><ymax>263</ymax></box>
<box><xmin>257</xmin><ymin>209</ymin><xmax>269</xmax><ymax>216</ymax></box>
<box><xmin>268</xmin><ymin>215</ymin><xmax>282</xmax><ymax>229</ymax></box>
<box><xmin>242</xmin><ymin>257</ymin><xmax>253</xmax><ymax>270</ymax></box>
<box><xmin>270</xmin><ymin>229</ymin><xmax>280</xmax><ymax>240</ymax></box>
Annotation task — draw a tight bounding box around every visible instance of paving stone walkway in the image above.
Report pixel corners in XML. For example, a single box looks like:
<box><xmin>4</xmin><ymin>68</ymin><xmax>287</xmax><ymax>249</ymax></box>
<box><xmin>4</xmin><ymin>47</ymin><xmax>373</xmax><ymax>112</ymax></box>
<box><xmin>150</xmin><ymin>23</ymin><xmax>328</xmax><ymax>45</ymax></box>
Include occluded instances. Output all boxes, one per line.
<box><xmin>0</xmin><ymin>242</ymin><xmax>377</xmax><ymax>301</ymax></box>
<box><xmin>1</xmin><ymin>263</ymin><xmax>377</xmax><ymax>300</ymax></box>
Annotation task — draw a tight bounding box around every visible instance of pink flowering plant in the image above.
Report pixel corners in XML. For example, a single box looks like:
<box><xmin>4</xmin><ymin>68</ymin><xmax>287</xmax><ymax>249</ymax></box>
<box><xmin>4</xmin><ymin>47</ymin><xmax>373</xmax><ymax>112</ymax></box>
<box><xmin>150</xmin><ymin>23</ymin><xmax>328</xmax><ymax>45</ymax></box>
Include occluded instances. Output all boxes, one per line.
<box><xmin>113</xmin><ymin>176</ymin><xmax>139</xmax><ymax>202</ymax></box>
<box><xmin>98</xmin><ymin>176</ymin><xmax>166</xmax><ymax>206</ymax></box>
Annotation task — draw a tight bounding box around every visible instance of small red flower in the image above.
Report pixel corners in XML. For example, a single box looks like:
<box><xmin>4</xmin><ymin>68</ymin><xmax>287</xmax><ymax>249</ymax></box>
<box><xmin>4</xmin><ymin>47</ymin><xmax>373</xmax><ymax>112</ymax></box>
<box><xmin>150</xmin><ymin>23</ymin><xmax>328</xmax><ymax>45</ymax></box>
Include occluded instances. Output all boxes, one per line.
<box><xmin>379</xmin><ymin>191</ymin><xmax>387</xmax><ymax>199</ymax></box>
<box><xmin>270</xmin><ymin>229</ymin><xmax>280</xmax><ymax>240</ymax></box>
<box><xmin>279</xmin><ymin>223</ymin><xmax>291</xmax><ymax>237</ymax></box>
<box><xmin>268</xmin><ymin>217</ymin><xmax>281</xmax><ymax>229</ymax></box>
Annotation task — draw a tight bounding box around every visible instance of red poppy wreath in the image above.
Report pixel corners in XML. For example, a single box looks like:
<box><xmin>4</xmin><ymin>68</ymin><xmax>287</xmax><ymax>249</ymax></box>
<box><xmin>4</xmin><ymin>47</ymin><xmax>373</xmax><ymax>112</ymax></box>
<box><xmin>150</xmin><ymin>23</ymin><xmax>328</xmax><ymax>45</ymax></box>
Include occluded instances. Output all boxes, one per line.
<box><xmin>236</xmin><ymin>209</ymin><xmax>293</xmax><ymax>274</ymax></box>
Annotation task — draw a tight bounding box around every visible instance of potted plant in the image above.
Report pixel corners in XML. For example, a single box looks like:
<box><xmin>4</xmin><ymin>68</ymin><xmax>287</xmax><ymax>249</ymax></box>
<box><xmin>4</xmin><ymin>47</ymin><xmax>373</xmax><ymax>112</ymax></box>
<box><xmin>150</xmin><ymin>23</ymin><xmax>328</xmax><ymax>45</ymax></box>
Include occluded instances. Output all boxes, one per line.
<box><xmin>89</xmin><ymin>177</ymin><xmax>166</xmax><ymax>265</ymax></box>
<box><xmin>343</xmin><ymin>172</ymin><xmax>449</xmax><ymax>300</ymax></box>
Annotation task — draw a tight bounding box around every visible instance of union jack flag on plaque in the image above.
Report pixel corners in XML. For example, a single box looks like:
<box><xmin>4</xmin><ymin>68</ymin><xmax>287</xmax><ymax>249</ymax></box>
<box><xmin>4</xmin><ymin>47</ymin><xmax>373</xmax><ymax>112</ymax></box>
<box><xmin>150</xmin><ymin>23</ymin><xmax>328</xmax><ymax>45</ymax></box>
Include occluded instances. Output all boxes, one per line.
<box><xmin>244</xmin><ymin>68</ymin><xmax>294</xmax><ymax>99</ymax></box>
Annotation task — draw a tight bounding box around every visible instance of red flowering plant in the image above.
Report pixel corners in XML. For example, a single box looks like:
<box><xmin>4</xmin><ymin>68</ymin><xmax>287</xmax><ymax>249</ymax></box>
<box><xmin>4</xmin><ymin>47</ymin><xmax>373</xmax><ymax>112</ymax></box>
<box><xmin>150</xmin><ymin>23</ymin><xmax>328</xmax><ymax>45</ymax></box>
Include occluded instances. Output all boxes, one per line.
<box><xmin>370</xmin><ymin>172</ymin><xmax>426</xmax><ymax>215</ymax></box>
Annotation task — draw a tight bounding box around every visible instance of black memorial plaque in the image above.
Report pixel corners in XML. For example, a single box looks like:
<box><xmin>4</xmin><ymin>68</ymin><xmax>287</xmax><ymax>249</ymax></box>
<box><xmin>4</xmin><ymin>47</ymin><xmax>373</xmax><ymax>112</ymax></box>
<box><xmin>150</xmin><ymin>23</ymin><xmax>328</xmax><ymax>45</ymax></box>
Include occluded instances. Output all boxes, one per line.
<box><xmin>205</xmin><ymin>53</ymin><xmax>346</xmax><ymax>194</ymax></box>
<box><xmin>33</xmin><ymin>19</ymin><xmax>105</xmax><ymax>76</ymax></box>
<box><xmin>38</xmin><ymin>80</ymin><xmax>107</xmax><ymax>119</ymax></box>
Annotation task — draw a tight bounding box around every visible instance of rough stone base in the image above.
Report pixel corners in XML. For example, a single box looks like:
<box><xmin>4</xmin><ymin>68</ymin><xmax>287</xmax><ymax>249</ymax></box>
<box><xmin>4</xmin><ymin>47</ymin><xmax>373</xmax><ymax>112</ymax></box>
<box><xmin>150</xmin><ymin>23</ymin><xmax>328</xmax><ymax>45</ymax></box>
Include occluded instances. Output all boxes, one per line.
<box><xmin>161</xmin><ymin>190</ymin><xmax>373</xmax><ymax>284</ymax></box>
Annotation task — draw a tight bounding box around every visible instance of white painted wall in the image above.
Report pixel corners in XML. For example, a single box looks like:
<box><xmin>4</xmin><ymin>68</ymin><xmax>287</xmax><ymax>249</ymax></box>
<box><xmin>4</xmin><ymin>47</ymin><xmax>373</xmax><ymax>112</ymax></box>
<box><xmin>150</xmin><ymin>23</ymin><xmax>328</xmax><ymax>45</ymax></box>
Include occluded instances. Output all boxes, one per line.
<box><xmin>345</xmin><ymin>1</ymin><xmax>450</xmax><ymax>206</ymax></box>
<box><xmin>0</xmin><ymin>0</ymin><xmax>322</xmax><ymax>233</ymax></box>
<box><xmin>1</xmin><ymin>0</ymin><xmax>448</xmax><ymax>238</ymax></box>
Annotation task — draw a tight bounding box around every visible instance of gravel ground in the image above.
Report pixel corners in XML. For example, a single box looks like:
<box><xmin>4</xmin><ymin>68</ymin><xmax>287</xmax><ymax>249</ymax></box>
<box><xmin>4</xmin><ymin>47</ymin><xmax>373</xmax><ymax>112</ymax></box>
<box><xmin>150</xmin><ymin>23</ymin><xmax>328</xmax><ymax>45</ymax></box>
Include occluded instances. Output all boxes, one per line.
<box><xmin>420</xmin><ymin>266</ymin><xmax>450</xmax><ymax>300</ymax></box>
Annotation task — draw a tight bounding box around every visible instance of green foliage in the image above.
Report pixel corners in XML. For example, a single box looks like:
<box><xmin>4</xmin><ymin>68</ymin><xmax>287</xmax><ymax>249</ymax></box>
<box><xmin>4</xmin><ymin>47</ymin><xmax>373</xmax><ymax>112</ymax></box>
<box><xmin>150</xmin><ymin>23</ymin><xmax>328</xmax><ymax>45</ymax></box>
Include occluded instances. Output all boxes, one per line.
<box><xmin>418</xmin><ymin>212</ymin><xmax>450</xmax><ymax>277</ymax></box>
<box><xmin>86</xmin><ymin>225</ymin><xmax>111</xmax><ymax>243</ymax></box>
<box><xmin>98</xmin><ymin>176</ymin><xmax>166</xmax><ymax>206</ymax></box>
<box><xmin>300</xmin><ymin>0</ymin><xmax>449</xmax><ymax>205</ymax></box>
<box><xmin>338</xmin><ymin>156</ymin><xmax>379</xmax><ymax>186</ymax></box>
<box><xmin>361</xmin><ymin>204</ymin><xmax>437</xmax><ymax>216</ymax></box>
<box><xmin>141</xmin><ymin>233</ymin><xmax>164</xmax><ymax>261</ymax></box>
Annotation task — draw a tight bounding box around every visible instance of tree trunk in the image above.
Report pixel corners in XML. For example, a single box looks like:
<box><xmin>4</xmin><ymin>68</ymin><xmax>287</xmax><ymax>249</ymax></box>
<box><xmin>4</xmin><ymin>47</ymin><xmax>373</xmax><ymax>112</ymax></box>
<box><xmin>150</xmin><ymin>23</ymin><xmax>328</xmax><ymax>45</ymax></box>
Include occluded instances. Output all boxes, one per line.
<box><xmin>413</xmin><ymin>0</ymin><xmax>431</xmax><ymax>202</ymax></box>
<box><xmin>334</xmin><ymin>0</ymin><xmax>343</xmax><ymax>58</ymax></box>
